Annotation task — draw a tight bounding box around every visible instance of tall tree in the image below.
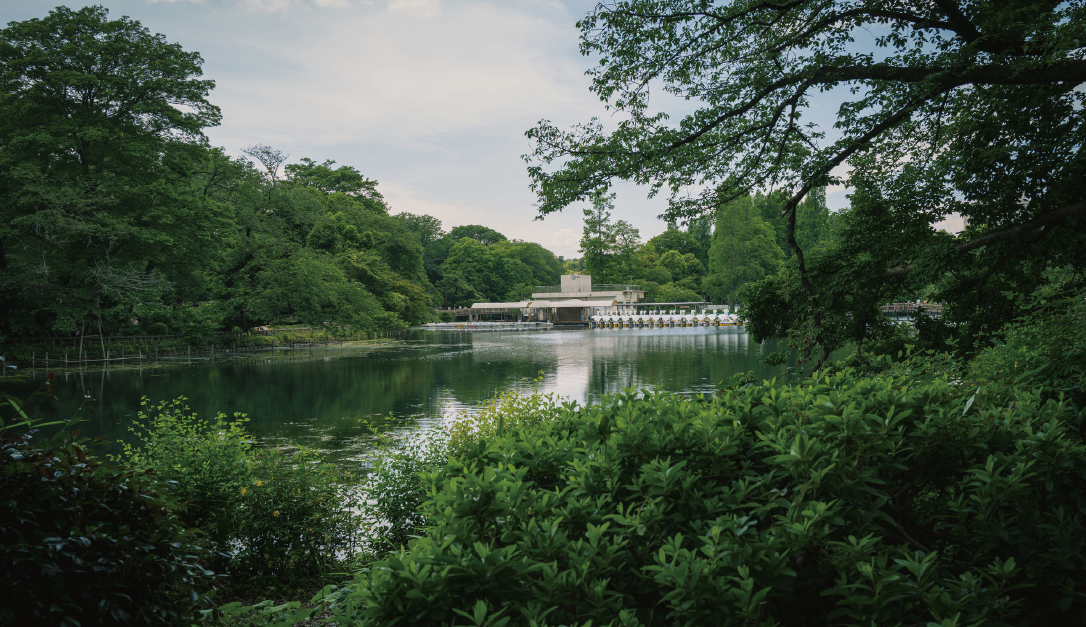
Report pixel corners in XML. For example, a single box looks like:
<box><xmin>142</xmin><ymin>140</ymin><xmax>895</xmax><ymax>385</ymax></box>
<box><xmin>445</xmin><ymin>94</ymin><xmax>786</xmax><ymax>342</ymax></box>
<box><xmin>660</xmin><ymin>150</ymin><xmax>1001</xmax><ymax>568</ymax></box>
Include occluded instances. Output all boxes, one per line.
<box><xmin>580</xmin><ymin>191</ymin><xmax>642</xmax><ymax>282</ymax></box>
<box><xmin>447</xmin><ymin>225</ymin><xmax>507</xmax><ymax>247</ymax></box>
<box><xmin>703</xmin><ymin>198</ymin><xmax>784</xmax><ymax>308</ymax></box>
<box><xmin>393</xmin><ymin>212</ymin><xmax>449</xmax><ymax>285</ymax></box>
<box><xmin>649</xmin><ymin>228</ymin><xmax>705</xmax><ymax>266</ymax></box>
<box><xmin>526</xmin><ymin>0</ymin><xmax>1086</xmax><ymax>366</ymax></box>
<box><xmin>0</xmin><ymin>5</ymin><xmax>222</xmax><ymax>337</ymax></box>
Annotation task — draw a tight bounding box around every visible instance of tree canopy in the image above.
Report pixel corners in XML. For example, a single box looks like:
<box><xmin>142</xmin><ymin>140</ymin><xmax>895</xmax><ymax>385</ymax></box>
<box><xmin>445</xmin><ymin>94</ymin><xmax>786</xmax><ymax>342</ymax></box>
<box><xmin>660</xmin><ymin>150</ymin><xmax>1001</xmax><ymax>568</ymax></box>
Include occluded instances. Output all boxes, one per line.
<box><xmin>0</xmin><ymin>6</ymin><xmax>565</xmax><ymax>338</ymax></box>
<box><xmin>526</xmin><ymin>0</ymin><xmax>1086</xmax><ymax>365</ymax></box>
<box><xmin>0</xmin><ymin>5</ymin><xmax>222</xmax><ymax>336</ymax></box>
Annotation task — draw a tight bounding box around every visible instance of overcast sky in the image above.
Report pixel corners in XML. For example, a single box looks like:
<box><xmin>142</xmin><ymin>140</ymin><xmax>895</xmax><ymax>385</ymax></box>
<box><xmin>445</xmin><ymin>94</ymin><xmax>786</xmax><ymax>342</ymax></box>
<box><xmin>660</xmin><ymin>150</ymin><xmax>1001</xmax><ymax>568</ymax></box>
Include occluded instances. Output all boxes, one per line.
<box><xmin>3</xmin><ymin>0</ymin><xmax>864</xmax><ymax>257</ymax></box>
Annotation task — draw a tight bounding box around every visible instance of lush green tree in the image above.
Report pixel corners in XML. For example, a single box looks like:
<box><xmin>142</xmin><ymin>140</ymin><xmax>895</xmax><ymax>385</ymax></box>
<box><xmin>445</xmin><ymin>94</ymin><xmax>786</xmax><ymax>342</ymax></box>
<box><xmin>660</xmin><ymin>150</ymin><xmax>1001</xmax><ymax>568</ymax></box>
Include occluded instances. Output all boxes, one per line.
<box><xmin>393</xmin><ymin>212</ymin><xmax>449</xmax><ymax>285</ymax></box>
<box><xmin>285</xmin><ymin>158</ymin><xmax>381</xmax><ymax>203</ymax></box>
<box><xmin>703</xmin><ymin>197</ymin><xmax>785</xmax><ymax>308</ymax></box>
<box><xmin>490</xmin><ymin>240</ymin><xmax>564</xmax><ymax>288</ymax></box>
<box><xmin>526</xmin><ymin>0</ymin><xmax>1086</xmax><ymax>366</ymax></box>
<box><xmin>204</xmin><ymin>152</ymin><xmax>432</xmax><ymax>331</ymax></box>
<box><xmin>440</xmin><ymin>238</ymin><xmax>497</xmax><ymax>306</ymax></box>
<box><xmin>657</xmin><ymin>251</ymin><xmax>689</xmax><ymax>283</ymax></box>
<box><xmin>755</xmin><ymin>188</ymin><xmax>838</xmax><ymax>259</ymax></box>
<box><xmin>447</xmin><ymin>224</ymin><xmax>507</xmax><ymax>247</ymax></box>
<box><xmin>0</xmin><ymin>5</ymin><xmax>222</xmax><ymax>337</ymax></box>
<box><xmin>654</xmin><ymin>281</ymin><xmax>702</xmax><ymax>303</ymax></box>
<box><xmin>580</xmin><ymin>192</ymin><xmax>643</xmax><ymax>282</ymax></box>
<box><xmin>580</xmin><ymin>191</ymin><xmax>618</xmax><ymax>280</ymax></box>
<box><xmin>649</xmin><ymin>228</ymin><xmax>705</xmax><ymax>266</ymax></box>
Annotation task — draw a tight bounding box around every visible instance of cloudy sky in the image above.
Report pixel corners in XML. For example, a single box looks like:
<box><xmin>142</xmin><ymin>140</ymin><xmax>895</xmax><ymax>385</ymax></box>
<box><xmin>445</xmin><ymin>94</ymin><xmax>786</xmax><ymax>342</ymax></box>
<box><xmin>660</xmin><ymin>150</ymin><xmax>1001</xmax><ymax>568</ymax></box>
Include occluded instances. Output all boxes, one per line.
<box><xmin>2</xmin><ymin>0</ymin><xmax>859</xmax><ymax>257</ymax></box>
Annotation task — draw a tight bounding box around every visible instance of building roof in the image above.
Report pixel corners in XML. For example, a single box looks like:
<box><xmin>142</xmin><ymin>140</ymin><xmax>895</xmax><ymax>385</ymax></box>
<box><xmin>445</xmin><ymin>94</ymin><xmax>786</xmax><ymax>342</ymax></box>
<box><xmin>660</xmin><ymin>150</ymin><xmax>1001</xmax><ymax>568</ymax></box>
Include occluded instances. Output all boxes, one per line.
<box><xmin>470</xmin><ymin>301</ymin><xmax>529</xmax><ymax>309</ymax></box>
<box><xmin>527</xmin><ymin>299</ymin><xmax>616</xmax><ymax>308</ymax></box>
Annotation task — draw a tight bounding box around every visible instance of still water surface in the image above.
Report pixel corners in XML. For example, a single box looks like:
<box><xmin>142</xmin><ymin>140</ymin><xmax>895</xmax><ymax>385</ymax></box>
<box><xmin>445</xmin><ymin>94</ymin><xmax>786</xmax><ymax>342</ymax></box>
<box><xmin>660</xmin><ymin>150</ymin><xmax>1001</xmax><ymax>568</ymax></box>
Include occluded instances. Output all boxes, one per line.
<box><xmin>6</xmin><ymin>327</ymin><xmax>804</xmax><ymax>462</ymax></box>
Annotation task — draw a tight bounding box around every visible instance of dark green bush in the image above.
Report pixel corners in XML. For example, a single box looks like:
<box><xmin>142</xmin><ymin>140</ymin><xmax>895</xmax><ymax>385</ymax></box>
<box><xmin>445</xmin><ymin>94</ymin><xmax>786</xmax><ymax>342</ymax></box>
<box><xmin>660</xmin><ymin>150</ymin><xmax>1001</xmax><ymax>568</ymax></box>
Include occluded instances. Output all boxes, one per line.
<box><xmin>120</xmin><ymin>398</ymin><xmax>362</xmax><ymax>593</ymax></box>
<box><xmin>329</xmin><ymin>371</ymin><xmax>1086</xmax><ymax>626</ymax></box>
<box><xmin>147</xmin><ymin>322</ymin><xmax>170</xmax><ymax>335</ymax></box>
<box><xmin>0</xmin><ymin>426</ymin><xmax>216</xmax><ymax>626</ymax></box>
<box><xmin>121</xmin><ymin>398</ymin><xmax>253</xmax><ymax>549</ymax></box>
<box><xmin>231</xmin><ymin>446</ymin><xmax>362</xmax><ymax>592</ymax></box>
<box><xmin>965</xmin><ymin>286</ymin><xmax>1085</xmax><ymax>408</ymax></box>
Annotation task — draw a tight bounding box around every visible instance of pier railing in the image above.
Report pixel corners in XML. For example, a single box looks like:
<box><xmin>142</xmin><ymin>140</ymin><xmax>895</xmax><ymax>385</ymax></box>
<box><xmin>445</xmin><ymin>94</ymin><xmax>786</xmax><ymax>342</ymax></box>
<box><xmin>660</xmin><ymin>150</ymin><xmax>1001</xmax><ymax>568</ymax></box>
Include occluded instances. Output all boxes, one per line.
<box><xmin>880</xmin><ymin>302</ymin><xmax>944</xmax><ymax>316</ymax></box>
<box><xmin>533</xmin><ymin>284</ymin><xmax>641</xmax><ymax>293</ymax></box>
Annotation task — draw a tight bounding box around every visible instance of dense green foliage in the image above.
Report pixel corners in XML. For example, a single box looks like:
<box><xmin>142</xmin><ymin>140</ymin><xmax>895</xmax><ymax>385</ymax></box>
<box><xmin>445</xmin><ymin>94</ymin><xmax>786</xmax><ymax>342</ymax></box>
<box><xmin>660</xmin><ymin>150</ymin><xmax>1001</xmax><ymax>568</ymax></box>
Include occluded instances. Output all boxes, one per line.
<box><xmin>0</xmin><ymin>407</ymin><xmax>216</xmax><ymax>626</ymax></box>
<box><xmin>526</xmin><ymin>0</ymin><xmax>1086</xmax><ymax>364</ymax></box>
<box><xmin>323</xmin><ymin>367</ymin><xmax>1086</xmax><ymax>626</ymax></box>
<box><xmin>0</xmin><ymin>7</ymin><xmax>566</xmax><ymax>341</ymax></box>
<box><xmin>435</xmin><ymin>236</ymin><xmax>564</xmax><ymax>307</ymax></box>
<box><xmin>573</xmin><ymin>189</ymin><xmax>835</xmax><ymax>306</ymax></box>
<box><xmin>119</xmin><ymin>399</ymin><xmax>362</xmax><ymax>594</ymax></box>
<box><xmin>576</xmin><ymin>192</ymin><xmax>711</xmax><ymax>302</ymax></box>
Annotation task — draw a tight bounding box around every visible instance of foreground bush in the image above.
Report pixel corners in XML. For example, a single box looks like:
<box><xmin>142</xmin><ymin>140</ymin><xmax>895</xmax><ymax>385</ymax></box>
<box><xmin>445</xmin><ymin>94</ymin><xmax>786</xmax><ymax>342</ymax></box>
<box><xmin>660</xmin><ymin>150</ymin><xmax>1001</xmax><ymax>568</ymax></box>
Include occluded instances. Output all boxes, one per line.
<box><xmin>1</xmin><ymin>416</ymin><xmax>215</xmax><ymax>625</ymax></box>
<box><xmin>122</xmin><ymin>398</ymin><xmax>253</xmax><ymax>549</ymax></box>
<box><xmin>121</xmin><ymin>398</ymin><xmax>361</xmax><ymax>593</ymax></box>
<box><xmin>231</xmin><ymin>446</ymin><xmax>361</xmax><ymax>590</ymax></box>
<box><xmin>965</xmin><ymin>285</ymin><xmax>1086</xmax><ymax>407</ymax></box>
<box><xmin>362</xmin><ymin>381</ymin><xmax>563</xmax><ymax>550</ymax></box>
<box><xmin>329</xmin><ymin>372</ymin><xmax>1085</xmax><ymax>626</ymax></box>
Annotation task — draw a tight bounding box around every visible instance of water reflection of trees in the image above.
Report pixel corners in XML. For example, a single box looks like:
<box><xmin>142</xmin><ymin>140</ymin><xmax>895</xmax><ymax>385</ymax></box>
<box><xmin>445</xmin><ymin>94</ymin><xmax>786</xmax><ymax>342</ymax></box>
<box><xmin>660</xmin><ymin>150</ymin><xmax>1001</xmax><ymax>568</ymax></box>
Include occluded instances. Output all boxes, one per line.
<box><xmin>6</xmin><ymin>329</ymin><xmax>824</xmax><ymax>462</ymax></box>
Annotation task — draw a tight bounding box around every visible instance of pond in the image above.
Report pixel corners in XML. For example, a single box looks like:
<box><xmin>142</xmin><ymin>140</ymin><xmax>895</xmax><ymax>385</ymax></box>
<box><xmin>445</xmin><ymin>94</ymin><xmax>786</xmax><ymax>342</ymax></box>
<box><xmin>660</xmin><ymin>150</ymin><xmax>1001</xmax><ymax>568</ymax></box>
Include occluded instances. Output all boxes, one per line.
<box><xmin>3</xmin><ymin>327</ymin><xmax>815</xmax><ymax>463</ymax></box>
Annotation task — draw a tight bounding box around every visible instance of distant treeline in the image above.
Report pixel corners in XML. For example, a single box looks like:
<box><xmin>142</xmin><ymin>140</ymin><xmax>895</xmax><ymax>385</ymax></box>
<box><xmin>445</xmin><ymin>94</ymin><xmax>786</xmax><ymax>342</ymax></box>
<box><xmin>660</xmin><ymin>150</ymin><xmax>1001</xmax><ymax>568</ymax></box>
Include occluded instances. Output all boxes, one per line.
<box><xmin>0</xmin><ymin>5</ymin><xmax>836</xmax><ymax>341</ymax></box>
<box><xmin>0</xmin><ymin>7</ymin><xmax>569</xmax><ymax>340</ymax></box>
<box><xmin>571</xmin><ymin>189</ymin><xmax>840</xmax><ymax>307</ymax></box>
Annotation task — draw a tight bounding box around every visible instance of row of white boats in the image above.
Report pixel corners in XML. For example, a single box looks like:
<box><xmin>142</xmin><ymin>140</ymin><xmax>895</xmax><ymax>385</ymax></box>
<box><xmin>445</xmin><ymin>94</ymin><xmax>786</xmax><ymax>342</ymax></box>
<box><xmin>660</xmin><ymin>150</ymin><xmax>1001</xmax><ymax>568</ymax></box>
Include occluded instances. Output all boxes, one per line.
<box><xmin>590</xmin><ymin>313</ymin><xmax>743</xmax><ymax>328</ymax></box>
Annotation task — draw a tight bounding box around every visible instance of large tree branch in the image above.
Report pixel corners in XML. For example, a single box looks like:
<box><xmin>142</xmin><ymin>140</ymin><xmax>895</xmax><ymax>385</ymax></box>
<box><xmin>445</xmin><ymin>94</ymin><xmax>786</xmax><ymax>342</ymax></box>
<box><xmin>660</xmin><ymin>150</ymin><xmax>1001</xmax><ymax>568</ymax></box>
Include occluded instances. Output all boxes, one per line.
<box><xmin>879</xmin><ymin>200</ymin><xmax>1086</xmax><ymax>278</ymax></box>
<box><xmin>828</xmin><ymin>60</ymin><xmax>1086</xmax><ymax>85</ymax></box>
<box><xmin>568</xmin><ymin>58</ymin><xmax>1086</xmax><ymax>168</ymax></box>
<box><xmin>22</xmin><ymin>282</ymin><xmax>90</xmax><ymax>301</ymax></box>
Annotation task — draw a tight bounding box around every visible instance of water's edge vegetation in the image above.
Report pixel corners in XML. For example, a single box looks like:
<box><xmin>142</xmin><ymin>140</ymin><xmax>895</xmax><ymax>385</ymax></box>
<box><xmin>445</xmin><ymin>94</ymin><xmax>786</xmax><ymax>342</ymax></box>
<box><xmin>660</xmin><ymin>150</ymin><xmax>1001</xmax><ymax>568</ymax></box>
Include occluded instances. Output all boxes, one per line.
<box><xmin>3</xmin><ymin>1</ymin><xmax>1086</xmax><ymax>626</ymax></box>
<box><xmin>2</xmin><ymin>289</ymin><xmax>1083</xmax><ymax>626</ymax></box>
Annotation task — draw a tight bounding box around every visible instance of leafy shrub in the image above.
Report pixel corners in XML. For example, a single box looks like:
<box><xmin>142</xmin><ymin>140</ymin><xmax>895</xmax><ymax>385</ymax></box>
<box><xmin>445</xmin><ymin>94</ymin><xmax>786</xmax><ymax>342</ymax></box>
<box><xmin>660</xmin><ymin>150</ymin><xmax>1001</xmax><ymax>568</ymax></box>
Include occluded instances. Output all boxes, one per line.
<box><xmin>231</xmin><ymin>446</ymin><xmax>362</xmax><ymax>592</ymax></box>
<box><xmin>121</xmin><ymin>398</ymin><xmax>253</xmax><ymax>549</ymax></box>
<box><xmin>361</xmin><ymin>424</ymin><xmax>449</xmax><ymax>551</ymax></box>
<box><xmin>1</xmin><ymin>420</ymin><xmax>216</xmax><ymax>626</ymax></box>
<box><xmin>446</xmin><ymin>376</ymin><xmax>564</xmax><ymax>454</ymax></box>
<box><xmin>360</xmin><ymin>383</ymin><xmax>563</xmax><ymax>552</ymax></box>
<box><xmin>148</xmin><ymin>321</ymin><xmax>170</xmax><ymax>335</ymax></box>
<box><xmin>121</xmin><ymin>398</ymin><xmax>362</xmax><ymax>593</ymax></box>
<box><xmin>329</xmin><ymin>371</ymin><xmax>1086</xmax><ymax>626</ymax></box>
<box><xmin>249</xmin><ymin>334</ymin><xmax>278</xmax><ymax>347</ymax></box>
<box><xmin>965</xmin><ymin>286</ymin><xmax>1085</xmax><ymax>407</ymax></box>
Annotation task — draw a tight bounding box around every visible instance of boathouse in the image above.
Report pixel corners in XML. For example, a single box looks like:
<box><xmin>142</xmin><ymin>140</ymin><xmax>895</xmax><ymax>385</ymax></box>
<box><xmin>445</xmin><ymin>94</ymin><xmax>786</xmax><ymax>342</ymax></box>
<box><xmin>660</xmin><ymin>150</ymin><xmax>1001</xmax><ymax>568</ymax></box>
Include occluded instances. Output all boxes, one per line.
<box><xmin>527</xmin><ymin>275</ymin><xmax>645</xmax><ymax>325</ymax></box>
<box><xmin>467</xmin><ymin>275</ymin><xmax>646</xmax><ymax>326</ymax></box>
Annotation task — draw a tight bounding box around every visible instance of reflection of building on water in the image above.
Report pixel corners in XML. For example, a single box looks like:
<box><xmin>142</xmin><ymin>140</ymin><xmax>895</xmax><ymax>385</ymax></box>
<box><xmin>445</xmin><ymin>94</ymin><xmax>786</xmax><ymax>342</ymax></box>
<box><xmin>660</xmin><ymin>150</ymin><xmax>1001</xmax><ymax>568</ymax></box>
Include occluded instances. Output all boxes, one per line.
<box><xmin>549</xmin><ymin>350</ymin><xmax>593</xmax><ymax>400</ymax></box>
<box><xmin>535</xmin><ymin>328</ymin><xmax>756</xmax><ymax>402</ymax></box>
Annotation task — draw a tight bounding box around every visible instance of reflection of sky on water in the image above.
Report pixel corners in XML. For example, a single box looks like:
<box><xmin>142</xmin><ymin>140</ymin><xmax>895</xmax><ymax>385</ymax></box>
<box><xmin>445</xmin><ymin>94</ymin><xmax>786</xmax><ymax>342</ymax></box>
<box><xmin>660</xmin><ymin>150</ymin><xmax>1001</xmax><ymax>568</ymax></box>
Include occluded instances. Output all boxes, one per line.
<box><xmin>3</xmin><ymin>328</ymin><xmax>812</xmax><ymax>464</ymax></box>
<box><xmin>446</xmin><ymin>327</ymin><xmax>780</xmax><ymax>407</ymax></box>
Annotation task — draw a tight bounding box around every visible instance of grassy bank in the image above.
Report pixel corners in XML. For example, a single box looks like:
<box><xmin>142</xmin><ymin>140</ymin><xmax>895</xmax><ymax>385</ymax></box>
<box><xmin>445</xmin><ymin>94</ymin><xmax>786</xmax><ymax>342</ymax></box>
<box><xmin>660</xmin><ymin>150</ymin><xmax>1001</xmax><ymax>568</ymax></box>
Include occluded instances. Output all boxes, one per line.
<box><xmin>0</xmin><ymin>326</ymin><xmax>414</xmax><ymax>366</ymax></box>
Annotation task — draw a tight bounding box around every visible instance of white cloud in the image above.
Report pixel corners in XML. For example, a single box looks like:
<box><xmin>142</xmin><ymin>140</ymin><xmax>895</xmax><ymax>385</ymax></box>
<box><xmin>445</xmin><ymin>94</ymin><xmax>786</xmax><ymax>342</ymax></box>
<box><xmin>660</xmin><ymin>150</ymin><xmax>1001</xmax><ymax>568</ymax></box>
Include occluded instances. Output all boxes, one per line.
<box><xmin>238</xmin><ymin>0</ymin><xmax>296</xmax><ymax>11</ymax></box>
<box><xmin>548</xmin><ymin>227</ymin><xmax>581</xmax><ymax>253</ymax></box>
<box><xmin>209</xmin><ymin>1</ymin><xmax>596</xmax><ymax>148</ymax></box>
<box><xmin>387</xmin><ymin>0</ymin><xmax>440</xmax><ymax>18</ymax></box>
